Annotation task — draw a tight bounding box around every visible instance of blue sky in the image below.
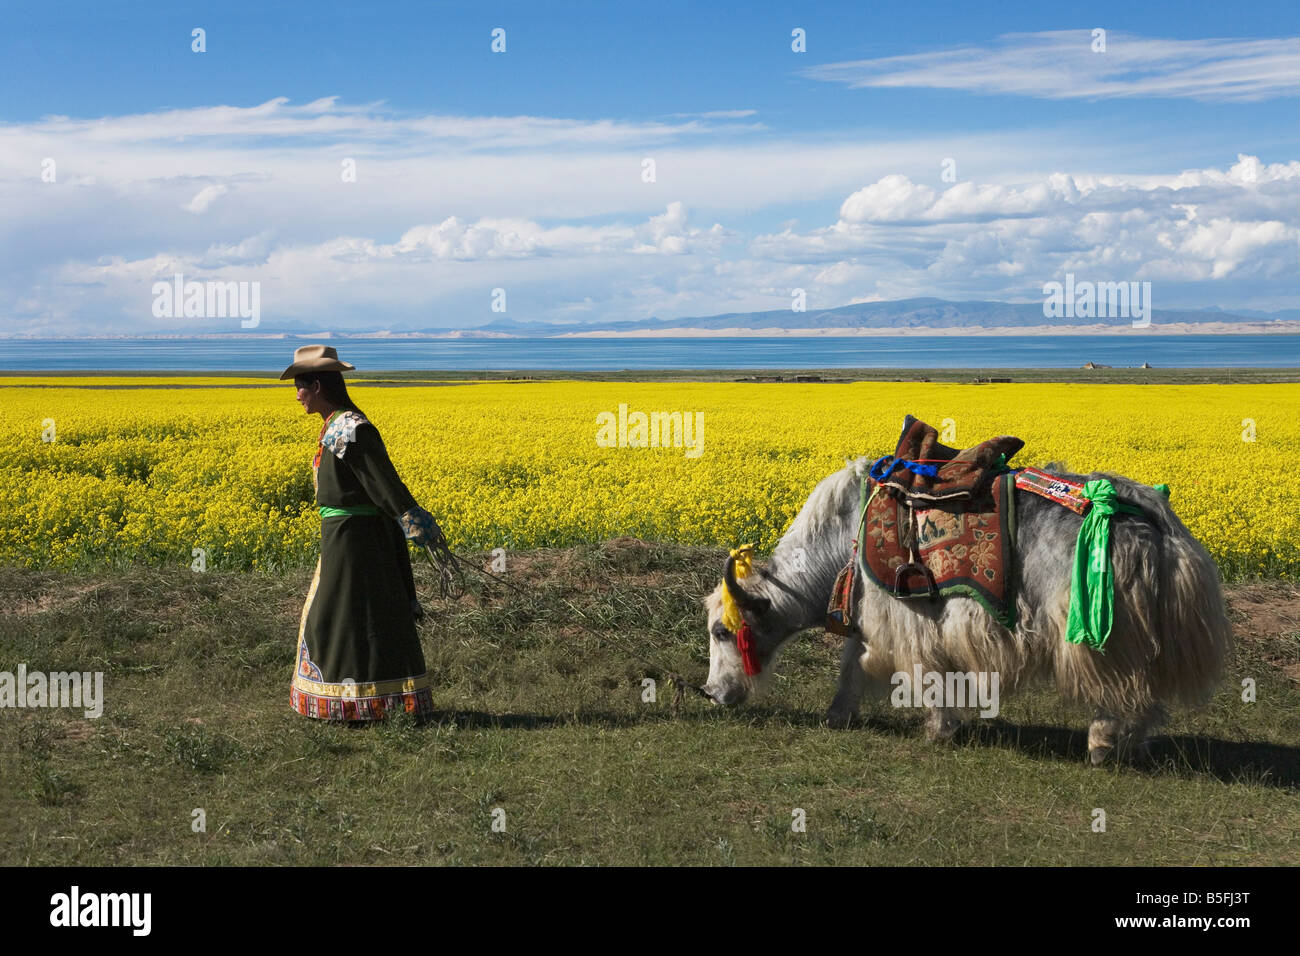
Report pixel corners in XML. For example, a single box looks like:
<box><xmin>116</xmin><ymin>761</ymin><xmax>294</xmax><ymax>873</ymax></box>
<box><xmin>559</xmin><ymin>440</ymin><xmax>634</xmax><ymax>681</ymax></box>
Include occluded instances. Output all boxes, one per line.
<box><xmin>3</xmin><ymin>0</ymin><xmax>1300</xmax><ymax>333</ymax></box>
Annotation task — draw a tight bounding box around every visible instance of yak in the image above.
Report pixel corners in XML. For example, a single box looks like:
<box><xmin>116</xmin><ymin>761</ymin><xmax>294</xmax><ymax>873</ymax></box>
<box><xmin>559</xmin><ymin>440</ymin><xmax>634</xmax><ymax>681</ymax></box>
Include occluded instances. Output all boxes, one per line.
<box><xmin>702</xmin><ymin>457</ymin><xmax>1232</xmax><ymax>765</ymax></box>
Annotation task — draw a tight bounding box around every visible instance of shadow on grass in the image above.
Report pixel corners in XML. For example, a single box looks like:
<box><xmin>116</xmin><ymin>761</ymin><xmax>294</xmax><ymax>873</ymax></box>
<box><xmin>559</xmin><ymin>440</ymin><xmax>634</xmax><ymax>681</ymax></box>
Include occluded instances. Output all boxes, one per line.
<box><xmin>356</xmin><ymin>704</ymin><xmax>851</xmax><ymax>731</ymax></box>
<box><xmin>686</xmin><ymin>706</ymin><xmax>1300</xmax><ymax>790</ymax></box>
<box><xmin>421</xmin><ymin>708</ymin><xmax>671</xmax><ymax>730</ymax></box>
<box><xmin>326</xmin><ymin>703</ymin><xmax>1300</xmax><ymax>790</ymax></box>
<box><xmin>954</xmin><ymin>720</ymin><xmax>1300</xmax><ymax>789</ymax></box>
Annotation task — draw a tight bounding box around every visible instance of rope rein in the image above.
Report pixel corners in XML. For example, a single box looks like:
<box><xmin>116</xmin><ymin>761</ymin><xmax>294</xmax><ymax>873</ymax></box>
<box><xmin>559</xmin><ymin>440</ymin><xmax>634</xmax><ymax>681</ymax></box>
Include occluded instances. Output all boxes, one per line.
<box><xmin>418</xmin><ymin>542</ymin><xmax>711</xmax><ymax>712</ymax></box>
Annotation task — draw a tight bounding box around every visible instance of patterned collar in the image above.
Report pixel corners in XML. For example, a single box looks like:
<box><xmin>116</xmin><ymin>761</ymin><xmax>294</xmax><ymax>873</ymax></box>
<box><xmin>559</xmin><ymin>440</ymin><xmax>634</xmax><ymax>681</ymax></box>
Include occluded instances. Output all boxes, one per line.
<box><xmin>320</xmin><ymin>409</ymin><xmax>368</xmax><ymax>460</ymax></box>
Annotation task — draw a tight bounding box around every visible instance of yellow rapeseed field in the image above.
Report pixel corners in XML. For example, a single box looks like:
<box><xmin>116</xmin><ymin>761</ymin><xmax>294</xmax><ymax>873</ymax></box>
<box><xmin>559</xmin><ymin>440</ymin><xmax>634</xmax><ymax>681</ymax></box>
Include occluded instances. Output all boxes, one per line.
<box><xmin>4</xmin><ymin>379</ymin><xmax>1297</xmax><ymax>577</ymax></box>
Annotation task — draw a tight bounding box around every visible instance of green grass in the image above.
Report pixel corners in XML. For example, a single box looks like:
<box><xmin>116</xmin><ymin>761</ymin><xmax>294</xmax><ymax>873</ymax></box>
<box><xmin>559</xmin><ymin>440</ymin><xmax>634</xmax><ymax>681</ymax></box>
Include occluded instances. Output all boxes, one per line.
<box><xmin>1</xmin><ymin>542</ymin><xmax>1297</xmax><ymax>865</ymax></box>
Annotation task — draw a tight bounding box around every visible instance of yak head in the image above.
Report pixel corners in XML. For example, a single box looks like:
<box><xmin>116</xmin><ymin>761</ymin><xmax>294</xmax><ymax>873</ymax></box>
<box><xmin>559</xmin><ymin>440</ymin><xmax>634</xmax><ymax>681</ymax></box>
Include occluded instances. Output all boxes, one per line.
<box><xmin>701</xmin><ymin>463</ymin><xmax>862</xmax><ymax>707</ymax></box>
<box><xmin>701</xmin><ymin>551</ymin><xmax>783</xmax><ymax>707</ymax></box>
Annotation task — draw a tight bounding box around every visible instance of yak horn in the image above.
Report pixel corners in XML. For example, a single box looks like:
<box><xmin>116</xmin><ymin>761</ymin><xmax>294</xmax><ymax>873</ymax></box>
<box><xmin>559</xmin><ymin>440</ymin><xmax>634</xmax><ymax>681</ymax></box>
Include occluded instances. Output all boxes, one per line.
<box><xmin>725</xmin><ymin>554</ymin><xmax>769</xmax><ymax>613</ymax></box>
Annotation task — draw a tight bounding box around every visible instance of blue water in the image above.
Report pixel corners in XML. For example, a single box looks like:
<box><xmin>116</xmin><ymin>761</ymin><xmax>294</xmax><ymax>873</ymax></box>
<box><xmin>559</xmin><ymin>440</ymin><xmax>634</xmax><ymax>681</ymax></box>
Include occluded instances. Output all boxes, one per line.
<box><xmin>1</xmin><ymin>335</ymin><xmax>1298</xmax><ymax>371</ymax></box>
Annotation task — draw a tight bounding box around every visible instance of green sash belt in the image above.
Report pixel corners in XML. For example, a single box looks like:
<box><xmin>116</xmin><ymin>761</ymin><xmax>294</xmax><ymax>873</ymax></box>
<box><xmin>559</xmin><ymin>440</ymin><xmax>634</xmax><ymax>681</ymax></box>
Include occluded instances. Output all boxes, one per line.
<box><xmin>319</xmin><ymin>505</ymin><xmax>382</xmax><ymax>518</ymax></box>
<box><xmin>1066</xmin><ymin>479</ymin><xmax>1168</xmax><ymax>651</ymax></box>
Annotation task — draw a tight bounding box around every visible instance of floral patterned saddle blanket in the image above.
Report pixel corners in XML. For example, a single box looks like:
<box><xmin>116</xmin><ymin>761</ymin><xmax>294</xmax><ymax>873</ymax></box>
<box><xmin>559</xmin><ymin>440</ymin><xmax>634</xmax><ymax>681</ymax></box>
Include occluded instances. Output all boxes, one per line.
<box><xmin>829</xmin><ymin>416</ymin><xmax>1023</xmax><ymax>633</ymax></box>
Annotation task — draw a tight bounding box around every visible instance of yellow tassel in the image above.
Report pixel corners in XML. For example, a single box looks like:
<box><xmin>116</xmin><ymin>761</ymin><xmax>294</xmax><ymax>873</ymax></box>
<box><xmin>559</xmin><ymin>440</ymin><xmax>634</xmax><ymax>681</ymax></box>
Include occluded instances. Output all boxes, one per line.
<box><xmin>720</xmin><ymin>543</ymin><xmax>755</xmax><ymax>633</ymax></box>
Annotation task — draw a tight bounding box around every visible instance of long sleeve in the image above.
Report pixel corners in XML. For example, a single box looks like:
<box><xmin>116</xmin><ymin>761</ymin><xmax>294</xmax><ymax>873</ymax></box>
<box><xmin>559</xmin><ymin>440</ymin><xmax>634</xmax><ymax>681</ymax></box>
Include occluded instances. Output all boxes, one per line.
<box><xmin>339</xmin><ymin>422</ymin><xmax>418</xmax><ymax>520</ymax></box>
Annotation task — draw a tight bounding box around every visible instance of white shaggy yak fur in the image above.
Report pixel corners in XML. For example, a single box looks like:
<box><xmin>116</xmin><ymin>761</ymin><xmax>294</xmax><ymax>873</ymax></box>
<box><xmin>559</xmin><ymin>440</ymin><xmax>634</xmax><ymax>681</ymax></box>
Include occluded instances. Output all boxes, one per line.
<box><xmin>703</xmin><ymin>457</ymin><xmax>1233</xmax><ymax>764</ymax></box>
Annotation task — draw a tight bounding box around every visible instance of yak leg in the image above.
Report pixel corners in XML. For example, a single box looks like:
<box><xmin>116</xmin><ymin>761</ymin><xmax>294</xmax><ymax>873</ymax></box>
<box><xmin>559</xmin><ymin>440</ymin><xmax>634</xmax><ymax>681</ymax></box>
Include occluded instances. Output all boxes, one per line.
<box><xmin>924</xmin><ymin>706</ymin><xmax>962</xmax><ymax>743</ymax></box>
<box><xmin>1088</xmin><ymin>706</ymin><xmax>1162</xmax><ymax>766</ymax></box>
<box><xmin>1087</xmin><ymin>714</ymin><xmax>1122</xmax><ymax>766</ymax></box>
<box><xmin>826</xmin><ymin>635</ymin><xmax>868</xmax><ymax>728</ymax></box>
<box><xmin>1116</xmin><ymin>705</ymin><xmax>1165</xmax><ymax>764</ymax></box>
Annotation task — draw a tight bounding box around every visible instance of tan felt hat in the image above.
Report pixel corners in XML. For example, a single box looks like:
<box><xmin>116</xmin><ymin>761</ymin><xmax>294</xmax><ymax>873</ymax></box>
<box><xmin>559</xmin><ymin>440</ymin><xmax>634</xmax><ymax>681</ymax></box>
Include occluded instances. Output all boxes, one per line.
<box><xmin>279</xmin><ymin>344</ymin><xmax>356</xmax><ymax>380</ymax></box>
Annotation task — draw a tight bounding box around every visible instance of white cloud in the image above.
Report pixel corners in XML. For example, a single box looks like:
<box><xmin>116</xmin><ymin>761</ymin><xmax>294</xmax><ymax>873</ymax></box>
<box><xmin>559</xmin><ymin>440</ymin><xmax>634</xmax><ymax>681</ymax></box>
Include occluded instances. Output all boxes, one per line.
<box><xmin>2</xmin><ymin>96</ymin><xmax>1084</xmax><ymax>333</ymax></box>
<box><xmin>839</xmin><ymin>173</ymin><xmax>1084</xmax><ymax>225</ymax></box>
<box><xmin>805</xmin><ymin>31</ymin><xmax>1300</xmax><ymax>102</ymax></box>
<box><xmin>3</xmin><ymin>91</ymin><xmax>1299</xmax><ymax>331</ymax></box>
<box><xmin>377</xmin><ymin>202</ymin><xmax>727</xmax><ymax>260</ymax></box>
<box><xmin>0</xmin><ymin>97</ymin><xmax>1076</xmax><ymax>228</ymax></box>
<box><xmin>184</xmin><ymin>184</ymin><xmax>229</xmax><ymax>214</ymax></box>
<box><xmin>5</xmin><ymin>96</ymin><xmax>760</xmax><ymax>152</ymax></box>
<box><xmin>38</xmin><ymin>203</ymin><xmax>733</xmax><ymax>332</ymax></box>
<box><xmin>840</xmin><ymin>175</ymin><xmax>937</xmax><ymax>223</ymax></box>
<box><xmin>753</xmin><ymin>155</ymin><xmax>1300</xmax><ymax>300</ymax></box>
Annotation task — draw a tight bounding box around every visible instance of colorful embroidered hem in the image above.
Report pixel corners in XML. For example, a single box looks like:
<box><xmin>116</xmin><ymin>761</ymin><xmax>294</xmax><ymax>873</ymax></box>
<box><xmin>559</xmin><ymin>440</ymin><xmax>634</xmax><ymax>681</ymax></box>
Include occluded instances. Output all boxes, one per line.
<box><xmin>290</xmin><ymin>684</ymin><xmax>434</xmax><ymax>721</ymax></box>
<box><xmin>292</xmin><ymin>628</ymin><xmax>434</xmax><ymax>721</ymax></box>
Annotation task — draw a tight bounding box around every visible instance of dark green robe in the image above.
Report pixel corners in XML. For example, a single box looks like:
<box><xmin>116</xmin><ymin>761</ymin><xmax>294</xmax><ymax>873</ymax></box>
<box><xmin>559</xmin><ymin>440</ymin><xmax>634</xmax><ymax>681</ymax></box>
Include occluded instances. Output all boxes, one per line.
<box><xmin>291</xmin><ymin>409</ymin><xmax>433</xmax><ymax>720</ymax></box>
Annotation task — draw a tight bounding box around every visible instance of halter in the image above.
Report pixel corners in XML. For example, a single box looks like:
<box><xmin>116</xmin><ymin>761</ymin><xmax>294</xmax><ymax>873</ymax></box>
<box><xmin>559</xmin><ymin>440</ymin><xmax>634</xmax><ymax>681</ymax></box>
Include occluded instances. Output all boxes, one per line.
<box><xmin>720</xmin><ymin>544</ymin><xmax>763</xmax><ymax>676</ymax></box>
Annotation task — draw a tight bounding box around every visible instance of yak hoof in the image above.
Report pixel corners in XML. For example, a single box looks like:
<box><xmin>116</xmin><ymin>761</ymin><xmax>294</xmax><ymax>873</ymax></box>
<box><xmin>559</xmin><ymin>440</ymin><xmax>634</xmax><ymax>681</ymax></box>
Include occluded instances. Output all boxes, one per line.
<box><xmin>825</xmin><ymin>707</ymin><xmax>856</xmax><ymax>729</ymax></box>
<box><xmin>1117</xmin><ymin>737</ymin><xmax>1154</xmax><ymax>767</ymax></box>
<box><xmin>924</xmin><ymin>709</ymin><xmax>961</xmax><ymax>743</ymax></box>
<box><xmin>1090</xmin><ymin>740</ymin><xmax>1153</xmax><ymax>767</ymax></box>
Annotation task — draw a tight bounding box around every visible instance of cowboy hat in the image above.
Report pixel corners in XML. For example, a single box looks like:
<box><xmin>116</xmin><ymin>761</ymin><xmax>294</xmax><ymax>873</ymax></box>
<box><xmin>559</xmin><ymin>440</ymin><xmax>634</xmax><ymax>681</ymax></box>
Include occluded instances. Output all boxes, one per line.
<box><xmin>279</xmin><ymin>344</ymin><xmax>356</xmax><ymax>380</ymax></box>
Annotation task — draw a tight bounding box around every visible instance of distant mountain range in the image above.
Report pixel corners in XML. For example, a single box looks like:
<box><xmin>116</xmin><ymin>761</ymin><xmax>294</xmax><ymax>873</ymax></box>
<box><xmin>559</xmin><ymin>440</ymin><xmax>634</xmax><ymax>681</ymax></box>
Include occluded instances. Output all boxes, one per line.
<box><xmin>11</xmin><ymin>297</ymin><xmax>1300</xmax><ymax>338</ymax></box>
<box><xmin>471</xmin><ymin>298</ymin><xmax>1299</xmax><ymax>335</ymax></box>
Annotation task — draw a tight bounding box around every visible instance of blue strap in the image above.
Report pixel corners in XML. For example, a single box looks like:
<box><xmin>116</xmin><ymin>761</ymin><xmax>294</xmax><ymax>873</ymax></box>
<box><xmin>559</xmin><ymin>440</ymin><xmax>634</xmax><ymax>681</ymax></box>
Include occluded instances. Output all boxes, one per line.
<box><xmin>869</xmin><ymin>455</ymin><xmax>899</xmax><ymax>482</ymax></box>
<box><xmin>870</xmin><ymin>454</ymin><xmax>939</xmax><ymax>482</ymax></box>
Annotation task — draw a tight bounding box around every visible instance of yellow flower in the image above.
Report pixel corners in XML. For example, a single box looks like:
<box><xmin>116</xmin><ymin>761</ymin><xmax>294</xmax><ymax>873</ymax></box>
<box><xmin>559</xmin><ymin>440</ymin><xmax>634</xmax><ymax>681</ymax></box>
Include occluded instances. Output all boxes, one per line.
<box><xmin>0</xmin><ymin>378</ymin><xmax>1295</xmax><ymax>577</ymax></box>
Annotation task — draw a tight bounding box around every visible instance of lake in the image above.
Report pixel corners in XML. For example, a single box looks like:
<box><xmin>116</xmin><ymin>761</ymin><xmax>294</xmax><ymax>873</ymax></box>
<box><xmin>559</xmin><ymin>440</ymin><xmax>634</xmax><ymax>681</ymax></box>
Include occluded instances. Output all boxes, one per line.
<box><xmin>1</xmin><ymin>335</ymin><xmax>1298</xmax><ymax>371</ymax></box>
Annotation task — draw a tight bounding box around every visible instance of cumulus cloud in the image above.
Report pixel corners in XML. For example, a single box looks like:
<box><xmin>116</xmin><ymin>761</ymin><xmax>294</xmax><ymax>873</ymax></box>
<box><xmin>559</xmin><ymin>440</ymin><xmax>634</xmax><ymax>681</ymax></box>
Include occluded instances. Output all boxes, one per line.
<box><xmin>839</xmin><ymin>173</ymin><xmax>1087</xmax><ymax>225</ymax></box>
<box><xmin>805</xmin><ymin>31</ymin><xmax>1300</xmax><ymax>102</ymax></box>
<box><xmin>753</xmin><ymin>155</ymin><xmax>1300</xmax><ymax>298</ymax></box>
<box><xmin>356</xmin><ymin>201</ymin><xmax>727</xmax><ymax>261</ymax></box>
<box><xmin>40</xmin><ymin>203</ymin><xmax>733</xmax><ymax>332</ymax></box>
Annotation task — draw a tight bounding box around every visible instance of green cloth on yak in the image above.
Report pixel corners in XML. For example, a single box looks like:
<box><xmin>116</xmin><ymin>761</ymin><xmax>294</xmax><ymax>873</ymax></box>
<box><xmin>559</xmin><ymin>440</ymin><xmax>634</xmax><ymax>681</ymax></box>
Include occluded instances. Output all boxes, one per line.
<box><xmin>1066</xmin><ymin>479</ymin><xmax>1148</xmax><ymax>650</ymax></box>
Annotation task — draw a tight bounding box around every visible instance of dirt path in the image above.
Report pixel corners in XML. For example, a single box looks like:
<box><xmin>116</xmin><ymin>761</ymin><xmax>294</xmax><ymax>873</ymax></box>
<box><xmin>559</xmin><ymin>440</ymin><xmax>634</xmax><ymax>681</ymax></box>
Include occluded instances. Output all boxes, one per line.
<box><xmin>1228</xmin><ymin>581</ymin><xmax>1300</xmax><ymax>683</ymax></box>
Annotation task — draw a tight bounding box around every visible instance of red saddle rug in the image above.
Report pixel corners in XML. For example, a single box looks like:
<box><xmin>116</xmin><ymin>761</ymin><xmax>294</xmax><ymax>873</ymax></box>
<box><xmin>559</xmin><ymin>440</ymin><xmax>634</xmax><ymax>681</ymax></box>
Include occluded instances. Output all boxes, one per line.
<box><xmin>856</xmin><ymin>416</ymin><xmax>1020</xmax><ymax>627</ymax></box>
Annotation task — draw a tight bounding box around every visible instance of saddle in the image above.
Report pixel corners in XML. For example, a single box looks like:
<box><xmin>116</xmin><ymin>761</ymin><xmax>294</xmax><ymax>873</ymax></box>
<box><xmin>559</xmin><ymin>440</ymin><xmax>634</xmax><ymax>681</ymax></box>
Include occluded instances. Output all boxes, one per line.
<box><xmin>827</xmin><ymin>416</ymin><xmax>1023</xmax><ymax>635</ymax></box>
<box><xmin>871</xmin><ymin>415</ymin><xmax>1024</xmax><ymax>504</ymax></box>
<box><xmin>825</xmin><ymin>416</ymin><xmax>1167</xmax><ymax>651</ymax></box>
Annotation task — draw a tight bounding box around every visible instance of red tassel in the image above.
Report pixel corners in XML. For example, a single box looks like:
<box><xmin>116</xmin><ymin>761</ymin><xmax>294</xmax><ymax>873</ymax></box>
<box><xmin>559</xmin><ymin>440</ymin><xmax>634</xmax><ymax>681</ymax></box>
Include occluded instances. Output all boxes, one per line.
<box><xmin>736</xmin><ymin>623</ymin><xmax>761</xmax><ymax>676</ymax></box>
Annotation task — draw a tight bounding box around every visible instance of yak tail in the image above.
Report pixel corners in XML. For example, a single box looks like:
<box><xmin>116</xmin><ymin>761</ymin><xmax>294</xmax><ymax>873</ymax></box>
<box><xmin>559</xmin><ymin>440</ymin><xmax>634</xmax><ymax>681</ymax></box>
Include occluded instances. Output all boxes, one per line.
<box><xmin>1104</xmin><ymin>475</ymin><xmax>1233</xmax><ymax>711</ymax></box>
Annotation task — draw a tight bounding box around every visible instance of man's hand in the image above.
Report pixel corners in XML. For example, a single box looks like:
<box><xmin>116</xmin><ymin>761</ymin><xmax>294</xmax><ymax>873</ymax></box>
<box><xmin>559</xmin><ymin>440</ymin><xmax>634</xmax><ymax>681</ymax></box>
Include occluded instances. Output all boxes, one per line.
<box><xmin>399</xmin><ymin>506</ymin><xmax>444</xmax><ymax>548</ymax></box>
